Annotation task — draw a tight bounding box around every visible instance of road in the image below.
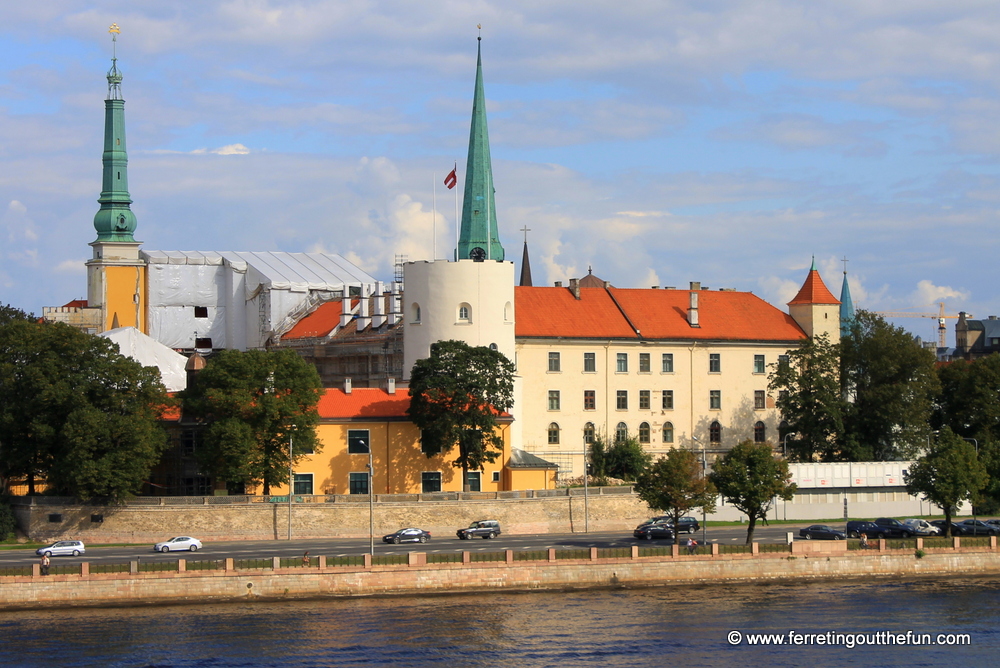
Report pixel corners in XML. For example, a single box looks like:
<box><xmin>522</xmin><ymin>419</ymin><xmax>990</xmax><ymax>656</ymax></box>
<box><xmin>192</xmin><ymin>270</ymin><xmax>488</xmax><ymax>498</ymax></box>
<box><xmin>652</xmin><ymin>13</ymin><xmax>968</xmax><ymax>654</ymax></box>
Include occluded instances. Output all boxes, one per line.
<box><xmin>0</xmin><ymin>523</ymin><xmax>816</xmax><ymax>565</ymax></box>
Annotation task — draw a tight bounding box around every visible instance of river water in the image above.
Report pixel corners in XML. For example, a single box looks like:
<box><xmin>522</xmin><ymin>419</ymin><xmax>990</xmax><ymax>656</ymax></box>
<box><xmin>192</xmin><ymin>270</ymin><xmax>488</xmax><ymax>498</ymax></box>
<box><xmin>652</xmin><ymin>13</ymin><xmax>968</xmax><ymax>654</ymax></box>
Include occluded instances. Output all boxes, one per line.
<box><xmin>0</xmin><ymin>576</ymin><xmax>995</xmax><ymax>667</ymax></box>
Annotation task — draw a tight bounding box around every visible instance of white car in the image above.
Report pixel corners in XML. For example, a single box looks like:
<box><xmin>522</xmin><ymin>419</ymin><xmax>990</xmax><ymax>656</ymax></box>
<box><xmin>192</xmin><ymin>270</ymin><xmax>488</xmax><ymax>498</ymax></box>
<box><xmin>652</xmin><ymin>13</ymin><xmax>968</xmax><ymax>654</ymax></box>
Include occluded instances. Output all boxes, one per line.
<box><xmin>153</xmin><ymin>536</ymin><xmax>203</xmax><ymax>553</ymax></box>
<box><xmin>903</xmin><ymin>519</ymin><xmax>940</xmax><ymax>536</ymax></box>
<box><xmin>36</xmin><ymin>540</ymin><xmax>85</xmax><ymax>557</ymax></box>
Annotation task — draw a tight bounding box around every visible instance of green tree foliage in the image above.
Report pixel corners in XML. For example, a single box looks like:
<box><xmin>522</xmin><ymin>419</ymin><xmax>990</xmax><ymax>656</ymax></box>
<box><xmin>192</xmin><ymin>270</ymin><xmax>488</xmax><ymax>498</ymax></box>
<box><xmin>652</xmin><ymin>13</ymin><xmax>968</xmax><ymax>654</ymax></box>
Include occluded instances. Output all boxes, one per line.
<box><xmin>0</xmin><ymin>498</ymin><xmax>16</xmax><ymax>541</ymax></box>
<box><xmin>605</xmin><ymin>433</ymin><xmax>653</xmax><ymax>481</ymax></box>
<box><xmin>182</xmin><ymin>349</ymin><xmax>323</xmax><ymax>495</ymax></box>
<box><xmin>840</xmin><ymin>310</ymin><xmax>939</xmax><ymax>460</ymax></box>
<box><xmin>0</xmin><ymin>303</ymin><xmax>33</xmax><ymax>326</ymax></box>
<box><xmin>768</xmin><ymin>333</ymin><xmax>846</xmax><ymax>461</ymax></box>
<box><xmin>904</xmin><ymin>428</ymin><xmax>988</xmax><ymax>536</ymax></box>
<box><xmin>0</xmin><ymin>319</ymin><xmax>171</xmax><ymax>499</ymax></box>
<box><xmin>976</xmin><ymin>438</ymin><xmax>1000</xmax><ymax>515</ymax></box>
<box><xmin>935</xmin><ymin>354</ymin><xmax>1000</xmax><ymax>443</ymax></box>
<box><xmin>634</xmin><ymin>449</ymin><xmax>716</xmax><ymax>531</ymax></box>
<box><xmin>588</xmin><ymin>434</ymin><xmax>609</xmax><ymax>484</ymax></box>
<box><xmin>710</xmin><ymin>440</ymin><xmax>797</xmax><ymax>544</ymax></box>
<box><xmin>408</xmin><ymin>340</ymin><xmax>515</xmax><ymax>490</ymax></box>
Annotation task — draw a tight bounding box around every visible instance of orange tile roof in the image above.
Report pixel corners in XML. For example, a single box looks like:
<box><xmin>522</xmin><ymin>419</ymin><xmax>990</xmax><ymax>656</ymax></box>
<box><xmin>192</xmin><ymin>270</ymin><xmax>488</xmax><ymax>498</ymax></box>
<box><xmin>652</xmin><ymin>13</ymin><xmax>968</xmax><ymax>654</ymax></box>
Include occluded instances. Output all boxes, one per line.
<box><xmin>788</xmin><ymin>270</ymin><xmax>840</xmax><ymax>306</ymax></box>
<box><xmin>318</xmin><ymin>387</ymin><xmax>412</xmax><ymax>419</ymax></box>
<box><xmin>284</xmin><ymin>300</ymin><xmax>351</xmax><ymax>339</ymax></box>
<box><xmin>516</xmin><ymin>286</ymin><xmax>805</xmax><ymax>342</ymax></box>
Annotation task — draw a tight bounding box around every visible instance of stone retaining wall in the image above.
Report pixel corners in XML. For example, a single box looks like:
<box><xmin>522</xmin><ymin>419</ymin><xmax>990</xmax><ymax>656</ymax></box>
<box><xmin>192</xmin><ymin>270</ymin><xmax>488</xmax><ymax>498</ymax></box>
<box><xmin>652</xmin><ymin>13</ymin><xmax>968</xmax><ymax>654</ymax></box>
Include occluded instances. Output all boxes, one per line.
<box><xmin>2</xmin><ymin>540</ymin><xmax>998</xmax><ymax>611</ymax></box>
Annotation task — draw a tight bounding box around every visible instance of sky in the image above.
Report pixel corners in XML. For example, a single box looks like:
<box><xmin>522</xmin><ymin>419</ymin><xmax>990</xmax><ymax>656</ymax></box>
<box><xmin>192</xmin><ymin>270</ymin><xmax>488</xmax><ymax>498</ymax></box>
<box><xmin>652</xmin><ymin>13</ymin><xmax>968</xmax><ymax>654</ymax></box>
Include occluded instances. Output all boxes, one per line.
<box><xmin>2</xmin><ymin>1</ymin><xmax>999</xmax><ymax>347</ymax></box>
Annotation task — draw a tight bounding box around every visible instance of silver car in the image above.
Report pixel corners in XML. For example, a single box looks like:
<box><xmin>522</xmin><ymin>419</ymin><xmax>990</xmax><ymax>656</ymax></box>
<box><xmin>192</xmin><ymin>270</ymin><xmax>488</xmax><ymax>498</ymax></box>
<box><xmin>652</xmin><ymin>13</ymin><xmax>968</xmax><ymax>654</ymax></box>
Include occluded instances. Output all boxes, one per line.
<box><xmin>153</xmin><ymin>536</ymin><xmax>203</xmax><ymax>553</ymax></box>
<box><xmin>36</xmin><ymin>540</ymin><xmax>86</xmax><ymax>557</ymax></box>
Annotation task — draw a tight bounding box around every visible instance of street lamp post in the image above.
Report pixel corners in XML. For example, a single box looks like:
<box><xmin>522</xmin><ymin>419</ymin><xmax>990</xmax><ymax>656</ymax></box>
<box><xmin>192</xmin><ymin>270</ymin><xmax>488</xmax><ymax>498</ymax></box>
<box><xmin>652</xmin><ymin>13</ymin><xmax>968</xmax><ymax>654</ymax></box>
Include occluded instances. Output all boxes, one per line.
<box><xmin>693</xmin><ymin>436</ymin><xmax>707</xmax><ymax>545</ymax></box>
<box><xmin>365</xmin><ymin>441</ymin><xmax>374</xmax><ymax>556</ymax></box>
<box><xmin>782</xmin><ymin>433</ymin><xmax>792</xmax><ymax>458</ymax></box>
<box><xmin>583</xmin><ymin>444</ymin><xmax>589</xmax><ymax>533</ymax></box>
<box><xmin>287</xmin><ymin>434</ymin><xmax>293</xmax><ymax>540</ymax></box>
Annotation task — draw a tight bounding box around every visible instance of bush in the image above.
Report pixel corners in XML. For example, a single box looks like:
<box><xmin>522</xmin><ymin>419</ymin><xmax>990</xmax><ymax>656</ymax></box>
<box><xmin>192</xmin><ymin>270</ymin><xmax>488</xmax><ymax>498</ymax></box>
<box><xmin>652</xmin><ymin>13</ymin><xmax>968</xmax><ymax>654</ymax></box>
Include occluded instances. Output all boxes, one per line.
<box><xmin>0</xmin><ymin>499</ymin><xmax>15</xmax><ymax>542</ymax></box>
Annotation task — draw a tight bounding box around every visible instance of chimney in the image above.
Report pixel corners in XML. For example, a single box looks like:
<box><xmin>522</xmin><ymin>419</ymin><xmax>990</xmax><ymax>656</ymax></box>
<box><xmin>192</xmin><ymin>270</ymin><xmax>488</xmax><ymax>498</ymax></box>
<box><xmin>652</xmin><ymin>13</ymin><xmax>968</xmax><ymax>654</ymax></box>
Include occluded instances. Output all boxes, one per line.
<box><xmin>690</xmin><ymin>281</ymin><xmax>701</xmax><ymax>291</ymax></box>
<box><xmin>688</xmin><ymin>290</ymin><xmax>700</xmax><ymax>327</ymax></box>
<box><xmin>344</xmin><ymin>378</ymin><xmax>352</xmax><ymax>394</ymax></box>
<box><xmin>603</xmin><ymin>281</ymin><xmax>611</xmax><ymax>288</ymax></box>
<box><xmin>340</xmin><ymin>293</ymin><xmax>353</xmax><ymax>328</ymax></box>
<box><xmin>357</xmin><ymin>287</ymin><xmax>371</xmax><ymax>331</ymax></box>
<box><xmin>388</xmin><ymin>282</ymin><xmax>402</xmax><ymax>326</ymax></box>
<box><xmin>387</xmin><ymin>378</ymin><xmax>396</xmax><ymax>394</ymax></box>
<box><xmin>554</xmin><ymin>281</ymin><xmax>562</xmax><ymax>287</ymax></box>
<box><xmin>372</xmin><ymin>281</ymin><xmax>386</xmax><ymax>328</ymax></box>
<box><xmin>569</xmin><ymin>278</ymin><xmax>581</xmax><ymax>300</ymax></box>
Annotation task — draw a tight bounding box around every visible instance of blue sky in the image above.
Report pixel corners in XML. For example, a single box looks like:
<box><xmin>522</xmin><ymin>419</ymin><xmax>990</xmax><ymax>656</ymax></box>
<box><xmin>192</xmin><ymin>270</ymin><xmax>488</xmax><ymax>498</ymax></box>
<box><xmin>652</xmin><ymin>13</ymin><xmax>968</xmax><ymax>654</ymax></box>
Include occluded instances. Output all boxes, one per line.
<box><xmin>2</xmin><ymin>1</ymin><xmax>999</xmax><ymax>346</ymax></box>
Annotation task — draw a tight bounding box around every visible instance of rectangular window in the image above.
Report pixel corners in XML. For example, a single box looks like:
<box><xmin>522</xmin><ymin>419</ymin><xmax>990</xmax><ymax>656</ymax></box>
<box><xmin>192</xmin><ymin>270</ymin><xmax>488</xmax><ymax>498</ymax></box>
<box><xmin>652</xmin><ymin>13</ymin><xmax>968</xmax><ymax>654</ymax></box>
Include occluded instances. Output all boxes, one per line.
<box><xmin>492</xmin><ymin>471</ymin><xmax>501</xmax><ymax>483</ymax></box>
<box><xmin>466</xmin><ymin>472</ymin><xmax>481</xmax><ymax>492</ymax></box>
<box><xmin>616</xmin><ymin>353</ymin><xmax>628</xmax><ymax>373</ymax></box>
<box><xmin>195</xmin><ymin>337</ymin><xmax>213</xmax><ymax>349</ymax></box>
<box><xmin>584</xmin><ymin>352</ymin><xmax>596</xmax><ymax>373</ymax></box>
<box><xmin>710</xmin><ymin>390</ymin><xmax>721</xmax><ymax>410</ymax></box>
<box><xmin>548</xmin><ymin>352</ymin><xmax>561</xmax><ymax>372</ymax></box>
<box><xmin>639</xmin><ymin>353</ymin><xmax>650</xmax><ymax>373</ymax></box>
<box><xmin>293</xmin><ymin>473</ymin><xmax>313</xmax><ymax>495</ymax></box>
<box><xmin>754</xmin><ymin>354</ymin><xmax>765</xmax><ymax>374</ymax></box>
<box><xmin>639</xmin><ymin>390</ymin><xmax>650</xmax><ymax>410</ymax></box>
<box><xmin>194</xmin><ymin>306</ymin><xmax>208</xmax><ymax>318</ymax></box>
<box><xmin>348</xmin><ymin>429</ymin><xmax>370</xmax><ymax>454</ymax></box>
<box><xmin>349</xmin><ymin>472</ymin><xmax>369</xmax><ymax>495</ymax></box>
<box><xmin>709</xmin><ymin>353</ymin><xmax>721</xmax><ymax>373</ymax></box>
<box><xmin>548</xmin><ymin>390</ymin><xmax>561</xmax><ymax>411</ymax></box>
<box><xmin>754</xmin><ymin>390</ymin><xmax>766</xmax><ymax>410</ymax></box>
<box><xmin>584</xmin><ymin>390</ymin><xmax>596</xmax><ymax>411</ymax></box>
<box><xmin>662</xmin><ymin>353</ymin><xmax>674</xmax><ymax>373</ymax></box>
<box><xmin>662</xmin><ymin>390</ymin><xmax>674</xmax><ymax>410</ymax></box>
<box><xmin>616</xmin><ymin>390</ymin><xmax>628</xmax><ymax>410</ymax></box>
<box><xmin>422</xmin><ymin>471</ymin><xmax>442</xmax><ymax>493</ymax></box>
<box><xmin>778</xmin><ymin>355</ymin><xmax>790</xmax><ymax>372</ymax></box>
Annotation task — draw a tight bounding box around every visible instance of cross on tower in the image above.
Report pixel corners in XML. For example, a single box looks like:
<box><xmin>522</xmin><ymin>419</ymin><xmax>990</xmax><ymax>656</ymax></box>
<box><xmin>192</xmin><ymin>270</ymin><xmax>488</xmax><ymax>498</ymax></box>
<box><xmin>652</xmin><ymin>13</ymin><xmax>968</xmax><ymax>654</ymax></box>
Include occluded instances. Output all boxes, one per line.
<box><xmin>520</xmin><ymin>226</ymin><xmax>531</xmax><ymax>243</ymax></box>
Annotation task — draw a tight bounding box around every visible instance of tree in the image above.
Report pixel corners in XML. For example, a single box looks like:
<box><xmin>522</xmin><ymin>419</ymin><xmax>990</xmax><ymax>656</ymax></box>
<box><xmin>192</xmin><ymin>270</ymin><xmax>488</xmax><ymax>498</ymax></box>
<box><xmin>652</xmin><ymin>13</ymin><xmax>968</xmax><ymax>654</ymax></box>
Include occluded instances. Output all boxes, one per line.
<box><xmin>904</xmin><ymin>427</ymin><xmax>987</xmax><ymax>537</ymax></box>
<box><xmin>0</xmin><ymin>303</ymin><xmax>33</xmax><ymax>326</ymax></box>
<box><xmin>634</xmin><ymin>449</ymin><xmax>716</xmax><ymax>534</ymax></box>
<box><xmin>182</xmin><ymin>349</ymin><xmax>323</xmax><ymax>495</ymax></box>
<box><xmin>768</xmin><ymin>332</ymin><xmax>846</xmax><ymax>461</ymax></box>
<box><xmin>710</xmin><ymin>440</ymin><xmax>797</xmax><ymax>544</ymax></box>
<box><xmin>605</xmin><ymin>433</ymin><xmax>653</xmax><ymax>481</ymax></box>
<box><xmin>935</xmin><ymin>354</ymin><xmax>1000</xmax><ymax>443</ymax></box>
<box><xmin>0</xmin><ymin>498</ymin><xmax>15</xmax><ymax>541</ymax></box>
<box><xmin>408</xmin><ymin>340</ymin><xmax>515</xmax><ymax>490</ymax></box>
<box><xmin>840</xmin><ymin>310</ymin><xmax>939</xmax><ymax>460</ymax></box>
<box><xmin>588</xmin><ymin>434</ymin><xmax>609</xmax><ymax>484</ymax></box>
<box><xmin>0</xmin><ymin>319</ymin><xmax>171</xmax><ymax>499</ymax></box>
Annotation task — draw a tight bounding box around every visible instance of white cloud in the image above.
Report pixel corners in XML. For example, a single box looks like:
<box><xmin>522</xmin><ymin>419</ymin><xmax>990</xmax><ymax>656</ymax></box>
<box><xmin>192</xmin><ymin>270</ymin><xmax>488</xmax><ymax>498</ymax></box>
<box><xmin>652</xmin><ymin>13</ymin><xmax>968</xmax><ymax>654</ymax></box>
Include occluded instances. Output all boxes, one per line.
<box><xmin>54</xmin><ymin>259</ymin><xmax>86</xmax><ymax>274</ymax></box>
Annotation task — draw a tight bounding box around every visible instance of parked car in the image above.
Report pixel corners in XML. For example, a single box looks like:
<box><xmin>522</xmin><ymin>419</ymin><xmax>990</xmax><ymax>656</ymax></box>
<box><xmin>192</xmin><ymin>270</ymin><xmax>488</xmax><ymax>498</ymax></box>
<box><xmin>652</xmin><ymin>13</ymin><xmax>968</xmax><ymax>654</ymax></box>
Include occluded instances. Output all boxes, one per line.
<box><xmin>153</xmin><ymin>536</ymin><xmax>203</xmax><ymax>553</ymax></box>
<box><xmin>845</xmin><ymin>521</ymin><xmax>883</xmax><ymax>539</ymax></box>
<box><xmin>985</xmin><ymin>519</ymin><xmax>1000</xmax><ymax>529</ymax></box>
<box><xmin>35</xmin><ymin>540</ymin><xmax>86</xmax><ymax>557</ymax></box>
<box><xmin>382</xmin><ymin>528</ymin><xmax>432</xmax><ymax>544</ymax></box>
<box><xmin>958</xmin><ymin>519</ymin><xmax>1000</xmax><ymax>536</ymax></box>
<box><xmin>872</xmin><ymin>518</ymin><xmax>915</xmax><ymax>538</ymax></box>
<box><xmin>903</xmin><ymin>519</ymin><xmax>940</xmax><ymax>536</ymax></box>
<box><xmin>633</xmin><ymin>522</ymin><xmax>675</xmax><ymax>541</ymax></box>
<box><xmin>456</xmin><ymin>520</ymin><xmax>501</xmax><ymax>539</ymax></box>
<box><xmin>637</xmin><ymin>515</ymin><xmax>700</xmax><ymax>533</ymax></box>
<box><xmin>798</xmin><ymin>525</ymin><xmax>846</xmax><ymax>540</ymax></box>
<box><xmin>930</xmin><ymin>520</ymin><xmax>971</xmax><ymax>536</ymax></box>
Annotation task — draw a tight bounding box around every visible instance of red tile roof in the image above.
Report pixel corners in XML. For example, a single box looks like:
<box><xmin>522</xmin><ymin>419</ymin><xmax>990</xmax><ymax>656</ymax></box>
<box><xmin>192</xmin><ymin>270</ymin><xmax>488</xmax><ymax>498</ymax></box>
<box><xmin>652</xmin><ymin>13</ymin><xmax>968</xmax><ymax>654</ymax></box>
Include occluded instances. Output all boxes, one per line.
<box><xmin>62</xmin><ymin>299</ymin><xmax>88</xmax><ymax>309</ymax></box>
<box><xmin>515</xmin><ymin>286</ymin><xmax>805</xmax><ymax>342</ymax></box>
<box><xmin>284</xmin><ymin>300</ymin><xmax>350</xmax><ymax>339</ymax></box>
<box><xmin>318</xmin><ymin>388</ymin><xmax>411</xmax><ymax>419</ymax></box>
<box><xmin>788</xmin><ymin>270</ymin><xmax>840</xmax><ymax>306</ymax></box>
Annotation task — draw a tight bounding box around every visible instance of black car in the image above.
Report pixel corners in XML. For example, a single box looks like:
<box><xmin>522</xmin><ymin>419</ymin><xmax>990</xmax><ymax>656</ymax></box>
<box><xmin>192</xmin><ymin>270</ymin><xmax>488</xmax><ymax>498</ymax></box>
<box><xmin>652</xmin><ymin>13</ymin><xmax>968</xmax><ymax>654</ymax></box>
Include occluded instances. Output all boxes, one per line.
<box><xmin>872</xmin><ymin>518</ymin><xmax>914</xmax><ymax>538</ymax></box>
<box><xmin>638</xmin><ymin>515</ymin><xmax>700</xmax><ymax>533</ymax></box>
<box><xmin>930</xmin><ymin>520</ymin><xmax>970</xmax><ymax>536</ymax></box>
<box><xmin>846</xmin><ymin>521</ymin><xmax>884</xmax><ymax>539</ymax></box>
<box><xmin>382</xmin><ymin>528</ymin><xmax>431</xmax><ymax>544</ymax></box>
<box><xmin>456</xmin><ymin>520</ymin><xmax>501</xmax><ymax>539</ymax></box>
<box><xmin>958</xmin><ymin>519</ymin><xmax>1000</xmax><ymax>536</ymax></box>
<box><xmin>799</xmin><ymin>525</ymin><xmax>846</xmax><ymax>540</ymax></box>
<box><xmin>633</xmin><ymin>522</ymin><xmax>675</xmax><ymax>541</ymax></box>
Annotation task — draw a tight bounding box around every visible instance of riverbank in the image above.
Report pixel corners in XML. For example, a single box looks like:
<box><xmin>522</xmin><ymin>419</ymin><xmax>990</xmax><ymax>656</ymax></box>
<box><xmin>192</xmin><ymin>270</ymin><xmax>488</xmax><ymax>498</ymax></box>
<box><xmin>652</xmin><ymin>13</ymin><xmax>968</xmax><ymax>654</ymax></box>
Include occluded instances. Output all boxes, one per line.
<box><xmin>2</xmin><ymin>537</ymin><xmax>999</xmax><ymax>611</ymax></box>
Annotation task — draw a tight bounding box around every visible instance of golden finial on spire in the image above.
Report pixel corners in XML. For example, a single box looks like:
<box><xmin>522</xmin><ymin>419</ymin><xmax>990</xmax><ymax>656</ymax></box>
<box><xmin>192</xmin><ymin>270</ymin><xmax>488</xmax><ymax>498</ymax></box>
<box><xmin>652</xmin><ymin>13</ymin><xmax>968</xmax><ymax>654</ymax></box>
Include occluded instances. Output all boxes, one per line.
<box><xmin>109</xmin><ymin>23</ymin><xmax>120</xmax><ymax>35</ymax></box>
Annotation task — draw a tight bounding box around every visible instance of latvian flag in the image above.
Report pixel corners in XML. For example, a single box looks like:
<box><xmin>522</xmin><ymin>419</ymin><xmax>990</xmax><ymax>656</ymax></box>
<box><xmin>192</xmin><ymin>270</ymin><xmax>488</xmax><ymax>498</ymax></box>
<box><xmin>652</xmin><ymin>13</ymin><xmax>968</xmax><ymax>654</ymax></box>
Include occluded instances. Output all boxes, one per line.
<box><xmin>444</xmin><ymin>167</ymin><xmax>458</xmax><ymax>190</ymax></box>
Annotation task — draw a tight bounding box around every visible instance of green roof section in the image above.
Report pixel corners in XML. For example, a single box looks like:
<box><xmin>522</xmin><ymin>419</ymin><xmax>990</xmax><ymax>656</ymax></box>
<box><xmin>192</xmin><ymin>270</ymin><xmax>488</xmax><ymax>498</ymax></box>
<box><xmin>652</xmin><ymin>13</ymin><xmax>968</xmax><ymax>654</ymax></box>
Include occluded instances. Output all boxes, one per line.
<box><xmin>93</xmin><ymin>31</ymin><xmax>137</xmax><ymax>244</ymax></box>
<box><xmin>456</xmin><ymin>37</ymin><xmax>504</xmax><ymax>262</ymax></box>
<box><xmin>840</xmin><ymin>271</ymin><xmax>855</xmax><ymax>337</ymax></box>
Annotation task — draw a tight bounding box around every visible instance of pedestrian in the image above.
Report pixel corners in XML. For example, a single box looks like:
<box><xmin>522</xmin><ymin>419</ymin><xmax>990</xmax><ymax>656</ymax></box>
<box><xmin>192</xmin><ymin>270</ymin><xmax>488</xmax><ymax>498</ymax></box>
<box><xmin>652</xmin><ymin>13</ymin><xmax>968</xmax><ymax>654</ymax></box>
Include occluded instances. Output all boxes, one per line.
<box><xmin>302</xmin><ymin>550</ymin><xmax>311</xmax><ymax>566</ymax></box>
<box><xmin>859</xmin><ymin>533</ymin><xmax>869</xmax><ymax>549</ymax></box>
<box><xmin>686</xmin><ymin>537</ymin><xmax>697</xmax><ymax>555</ymax></box>
<box><xmin>40</xmin><ymin>553</ymin><xmax>50</xmax><ymax>576</ymax></box>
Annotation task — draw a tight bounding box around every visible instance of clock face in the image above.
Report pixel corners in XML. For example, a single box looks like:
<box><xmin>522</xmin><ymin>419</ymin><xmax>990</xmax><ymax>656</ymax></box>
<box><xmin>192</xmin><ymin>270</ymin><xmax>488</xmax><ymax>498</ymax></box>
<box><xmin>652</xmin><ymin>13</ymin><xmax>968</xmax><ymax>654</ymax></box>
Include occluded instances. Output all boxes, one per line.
<box><xmin>470</xmin><ymin>247</ymin><xmax>487</xmax><ymax>261</ymax></box>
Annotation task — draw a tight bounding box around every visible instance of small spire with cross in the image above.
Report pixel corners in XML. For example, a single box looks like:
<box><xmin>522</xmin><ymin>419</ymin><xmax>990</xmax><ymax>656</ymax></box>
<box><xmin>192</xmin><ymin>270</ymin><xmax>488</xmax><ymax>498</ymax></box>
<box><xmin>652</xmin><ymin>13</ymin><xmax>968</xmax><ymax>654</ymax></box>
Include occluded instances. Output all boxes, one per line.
<box><xmin>107</xmin><ymin>23</ymin><xmax>123</xmax><ymax>100</ymax></box>
<box><xmin>842</xmin><ymin>255</ymin><xmax>849</xmax><ymax>275</ymax></box>
<box><xmin>519</xmin><ymin>226</ymin><xmax>531</xmax><ymax>243</ymax></box>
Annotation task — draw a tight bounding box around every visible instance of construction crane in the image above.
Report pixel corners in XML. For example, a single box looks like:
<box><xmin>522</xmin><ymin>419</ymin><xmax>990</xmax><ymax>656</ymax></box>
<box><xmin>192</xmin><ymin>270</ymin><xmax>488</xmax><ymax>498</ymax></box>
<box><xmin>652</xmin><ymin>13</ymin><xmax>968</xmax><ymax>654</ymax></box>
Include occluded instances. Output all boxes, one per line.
<box><xmin>875</xmin><ymin>302</ymin><xmax>965</xmax><ymax>348</ymax></box>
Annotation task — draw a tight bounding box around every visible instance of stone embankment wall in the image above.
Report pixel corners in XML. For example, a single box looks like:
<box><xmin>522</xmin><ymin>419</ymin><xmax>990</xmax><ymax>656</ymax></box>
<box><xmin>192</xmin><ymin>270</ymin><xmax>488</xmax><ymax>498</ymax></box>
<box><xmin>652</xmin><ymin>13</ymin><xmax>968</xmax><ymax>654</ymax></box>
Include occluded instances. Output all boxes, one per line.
<box><xmin>12</xmin><ymin>490</ymin><xmax>648</xmax><ymax>542</ymax></box>
<box><xmin>1</xmin><ymin>538</ymin><xmax>997</xmax><ymax>611</ymax></box>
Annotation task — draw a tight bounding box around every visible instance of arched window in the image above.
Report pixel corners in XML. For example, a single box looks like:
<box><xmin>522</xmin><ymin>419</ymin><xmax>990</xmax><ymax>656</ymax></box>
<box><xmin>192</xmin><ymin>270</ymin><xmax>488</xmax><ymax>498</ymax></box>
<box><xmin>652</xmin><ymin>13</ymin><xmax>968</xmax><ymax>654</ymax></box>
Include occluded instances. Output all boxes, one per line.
<box><xmin>754</xmin><ymin>421</ymin><xmax>766</xmax><ymax>443</ymax></box>
<box><xmin>662</xmin><ymin>422</ymin><xmax>674</xmax><ymax>444</ymax></box>
<box><xmin>547</xmin><ymin>423</ymin><xmax>560</xmax><ymax>445</ymax></box>
<box><xmin>411</xmin><ymin>303</ymin><xmax>421</xmax><ymax>323</ymax></box>
<box><xmin>583</xmin><ymin>422</ymin><xmax>595</xmax><ymax>445</ymax></box>
<box><xmin>639</xmin><ymin>422</ymin><xmax>650</xmax><ymax>443</ymax></box>
<box><xmin>458</xmin><ymin>303</ymin><xmax>471</xmax><ymax>322</ymax></box>
<box><xmin>615</xmin><ymin>422</ymin><xmax>628</xmax><ymax>443</ymax></box>
<box><xmin>709</xmin><ymin>421</ymin><xmax>721</xmax><ymax>444</ymax></box>
<box><xmin>504</xmin><ymin>301</ymin><xmax>513</xmax><ymax>322</ymax></box>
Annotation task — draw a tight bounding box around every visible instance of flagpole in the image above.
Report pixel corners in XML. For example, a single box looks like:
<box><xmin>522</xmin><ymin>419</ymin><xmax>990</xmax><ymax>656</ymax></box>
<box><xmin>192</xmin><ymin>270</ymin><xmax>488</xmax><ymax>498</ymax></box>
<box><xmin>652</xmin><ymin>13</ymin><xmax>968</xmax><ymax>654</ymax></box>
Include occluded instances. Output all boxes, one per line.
<box><xmin>432</xmin><ymin>172</ymin><xmax>437</xmax><ymax>261</ymax></box>
<box><xmin>454</xmin><ymin>161</ymin><xmax>459</xmax><ymax>260</ymax></box>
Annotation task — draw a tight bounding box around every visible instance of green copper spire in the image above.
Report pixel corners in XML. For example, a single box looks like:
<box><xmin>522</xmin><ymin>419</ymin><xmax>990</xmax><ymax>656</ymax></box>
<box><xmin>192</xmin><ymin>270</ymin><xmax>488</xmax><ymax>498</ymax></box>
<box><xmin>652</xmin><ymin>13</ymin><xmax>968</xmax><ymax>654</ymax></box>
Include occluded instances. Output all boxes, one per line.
<box><xmin>93</xmin><ymin>24</ymin><xmax>137</xmax><ymax>243</ymax></box>
<box><xmin>456</xmin><ymin>36</ymin><xmax>503</xmax><ymax>262</ymax></box>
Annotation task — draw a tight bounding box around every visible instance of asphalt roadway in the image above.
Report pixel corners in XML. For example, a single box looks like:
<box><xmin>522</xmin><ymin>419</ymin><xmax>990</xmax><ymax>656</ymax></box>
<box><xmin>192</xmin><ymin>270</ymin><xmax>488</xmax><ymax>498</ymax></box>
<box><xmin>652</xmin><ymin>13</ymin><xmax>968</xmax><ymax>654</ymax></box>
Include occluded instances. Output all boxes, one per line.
<box><xmin>0</xmin><ymin>523</ymin><xmax>818</xmax><ymax>566</ymax></box>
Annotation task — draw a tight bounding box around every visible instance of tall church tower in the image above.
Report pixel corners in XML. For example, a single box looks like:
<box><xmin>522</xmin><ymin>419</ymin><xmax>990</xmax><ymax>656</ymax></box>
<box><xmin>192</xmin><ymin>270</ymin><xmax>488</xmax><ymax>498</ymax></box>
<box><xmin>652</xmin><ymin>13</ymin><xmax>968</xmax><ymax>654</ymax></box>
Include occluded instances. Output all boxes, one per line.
<box><xmin>788</xmin><ymin>258</ymin><xmax>841</xmax><ymax>342</ymax></box>
<box><xmin>403</xmin><ymin>36</ymin><xmax>515</xmax><ymax>378</ymax></box>
<box><xmin>86</xmin><ymin>25</ymin><xmax>146</xmax><ymax>333</ymax></box>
